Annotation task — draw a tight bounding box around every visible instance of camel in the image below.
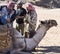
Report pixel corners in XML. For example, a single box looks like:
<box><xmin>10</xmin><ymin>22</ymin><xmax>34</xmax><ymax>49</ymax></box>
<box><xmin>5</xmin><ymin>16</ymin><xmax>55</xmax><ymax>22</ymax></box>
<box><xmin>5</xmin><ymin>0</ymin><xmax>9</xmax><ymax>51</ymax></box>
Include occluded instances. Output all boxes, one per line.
<box><xmin>0</xmin><ymin>19</ymin><xmax>57</xmax><ymax>54</ymax></box>
<box><xmin>10</xmin><ymin>19</ymin><xmax>57</xmax><ymax>54</ymax></box>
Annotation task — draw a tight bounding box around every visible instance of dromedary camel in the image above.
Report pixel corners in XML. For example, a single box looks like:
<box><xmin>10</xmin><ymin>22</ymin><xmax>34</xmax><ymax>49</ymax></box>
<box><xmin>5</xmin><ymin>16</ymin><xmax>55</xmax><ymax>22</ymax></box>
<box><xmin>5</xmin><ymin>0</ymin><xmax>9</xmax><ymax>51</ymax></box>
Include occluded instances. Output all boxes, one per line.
<box><xmin>0</xmin><ymin>20</ymin><xmax>57</xmax><ymax>54</ymax></box>
<box><xmin>10</xmin><ymin>19</ymin><xmax>57</xmax><ymax>54</ymax></box>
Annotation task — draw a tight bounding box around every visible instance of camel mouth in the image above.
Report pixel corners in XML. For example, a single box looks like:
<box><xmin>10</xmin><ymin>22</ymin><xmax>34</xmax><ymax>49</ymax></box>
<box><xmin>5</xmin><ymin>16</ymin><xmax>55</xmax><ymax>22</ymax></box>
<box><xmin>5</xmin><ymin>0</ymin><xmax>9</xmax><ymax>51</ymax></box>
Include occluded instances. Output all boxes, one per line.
<box><xmin>48</xmin><ymin>20</ymin><xmax>58</xmax><ymax>27</ymax></box>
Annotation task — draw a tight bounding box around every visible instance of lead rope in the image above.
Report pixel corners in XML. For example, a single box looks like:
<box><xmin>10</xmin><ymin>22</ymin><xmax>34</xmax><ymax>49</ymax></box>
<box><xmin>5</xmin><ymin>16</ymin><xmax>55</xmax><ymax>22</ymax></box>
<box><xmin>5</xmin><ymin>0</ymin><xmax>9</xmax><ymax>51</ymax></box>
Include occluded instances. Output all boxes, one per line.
<box><xmin>24</xmin><ymin>38</ymin><xmax>27</xmax><ymax>51</ymax></box>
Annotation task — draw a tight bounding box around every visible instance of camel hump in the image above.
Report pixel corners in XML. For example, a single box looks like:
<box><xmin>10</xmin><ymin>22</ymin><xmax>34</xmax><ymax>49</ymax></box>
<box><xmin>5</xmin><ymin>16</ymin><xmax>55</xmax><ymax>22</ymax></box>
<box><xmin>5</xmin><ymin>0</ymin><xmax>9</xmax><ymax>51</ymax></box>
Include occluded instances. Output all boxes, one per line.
<box><xmin>40</xmin><ymin>19</ymin><xmax>58</xmax><ymax>27</ymax></box>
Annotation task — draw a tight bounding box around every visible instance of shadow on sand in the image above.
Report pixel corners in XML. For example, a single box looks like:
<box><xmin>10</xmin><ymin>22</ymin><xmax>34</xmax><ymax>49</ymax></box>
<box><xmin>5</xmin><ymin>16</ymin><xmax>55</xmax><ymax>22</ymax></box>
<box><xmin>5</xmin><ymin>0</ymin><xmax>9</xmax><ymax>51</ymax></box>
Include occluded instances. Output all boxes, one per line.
<box><xmin>10</xmin><ymin>46</ymin><xmax>60</xmax><ymax>54</ymax></box>
<box><xmin>32</xmin><ymin>46</ymin><xmax>60</xmax><ymax>53</ymax></box>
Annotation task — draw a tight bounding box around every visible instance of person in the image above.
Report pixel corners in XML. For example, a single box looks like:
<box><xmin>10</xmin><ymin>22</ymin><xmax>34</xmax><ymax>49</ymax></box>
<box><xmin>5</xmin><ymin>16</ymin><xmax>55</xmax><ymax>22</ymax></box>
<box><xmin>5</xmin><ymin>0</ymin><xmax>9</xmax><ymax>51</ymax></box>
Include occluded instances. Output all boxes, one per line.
<box><xmin>0</xmin><ymin>1</ymin><xmax>16</xmax><ymax>54</ymax></box>
<box><xmin>25</xmin><ymin>3</ymin><xmax>37</xmax><ymax>38</ymax></box>
<box><xmin>0</xmin><ymin>1</ymin><xmax>16</xmax><ymax>27</ymax></box>
<box><xmin>16</xmin><ymin>2</ymin><xmax>26</xmax><ymax>35</ymax></box>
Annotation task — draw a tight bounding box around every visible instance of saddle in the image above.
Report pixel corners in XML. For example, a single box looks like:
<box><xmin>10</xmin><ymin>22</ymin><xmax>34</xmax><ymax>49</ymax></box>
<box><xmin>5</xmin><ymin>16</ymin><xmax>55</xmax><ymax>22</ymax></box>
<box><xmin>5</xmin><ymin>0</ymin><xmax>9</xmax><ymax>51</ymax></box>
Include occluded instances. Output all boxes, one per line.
<box><xmin>0</xmin><ymin>24</ymin><xmax>13</xmax><ymax>52</ymax></box>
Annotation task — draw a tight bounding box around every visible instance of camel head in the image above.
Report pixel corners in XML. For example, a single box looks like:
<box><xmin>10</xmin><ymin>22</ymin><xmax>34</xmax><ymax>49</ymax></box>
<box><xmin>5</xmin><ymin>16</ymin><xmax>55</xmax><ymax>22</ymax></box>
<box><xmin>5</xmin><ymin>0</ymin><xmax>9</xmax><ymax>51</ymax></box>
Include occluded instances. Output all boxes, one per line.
<box><xmin>41</xmin><ymin>19</ymin><xmax>58</xmax><ymax>27</ymax></box>
<box><xmin>37</xmin><ymin>20</ymin><xmax>58</xmax><ymax>30</ymax></box>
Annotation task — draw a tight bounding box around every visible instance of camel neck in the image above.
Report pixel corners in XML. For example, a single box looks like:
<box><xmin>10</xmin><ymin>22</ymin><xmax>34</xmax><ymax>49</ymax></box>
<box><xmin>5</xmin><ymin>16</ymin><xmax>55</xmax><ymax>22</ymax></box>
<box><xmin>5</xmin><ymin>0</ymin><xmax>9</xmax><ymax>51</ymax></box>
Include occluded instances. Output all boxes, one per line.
<box><xmin>32</xmin><ymin>25</ymin><xmax>48</xmax><ymax>44</ymax></box>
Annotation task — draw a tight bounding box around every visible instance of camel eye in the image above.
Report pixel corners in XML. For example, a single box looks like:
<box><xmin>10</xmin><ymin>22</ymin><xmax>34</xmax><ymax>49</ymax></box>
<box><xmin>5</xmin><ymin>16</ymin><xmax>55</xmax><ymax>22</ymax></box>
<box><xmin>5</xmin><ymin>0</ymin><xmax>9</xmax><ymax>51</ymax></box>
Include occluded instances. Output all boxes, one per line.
<box><xmin>41</xmin><ymin>21</ymin><xmax>45</xmax><ymax>24</ymax></box>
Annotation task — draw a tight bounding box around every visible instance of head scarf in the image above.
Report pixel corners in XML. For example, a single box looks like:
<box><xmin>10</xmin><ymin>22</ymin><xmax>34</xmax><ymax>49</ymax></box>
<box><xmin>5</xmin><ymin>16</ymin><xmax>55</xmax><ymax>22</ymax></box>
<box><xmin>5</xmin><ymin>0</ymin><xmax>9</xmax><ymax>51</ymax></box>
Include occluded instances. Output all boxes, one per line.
<box><xmin>26</xmin><ymin>3</ymin><xmax>35</xmax><ymax>11</ymax></box>
<box><xmin>7</xmin><ymin>1</ymin><xmax>15</xmax><ymax>7</ymax></box>
<box><xmin>17</xmin><ymin>1</ymin><xmax>23</xmax><ymax>5</ymax></box>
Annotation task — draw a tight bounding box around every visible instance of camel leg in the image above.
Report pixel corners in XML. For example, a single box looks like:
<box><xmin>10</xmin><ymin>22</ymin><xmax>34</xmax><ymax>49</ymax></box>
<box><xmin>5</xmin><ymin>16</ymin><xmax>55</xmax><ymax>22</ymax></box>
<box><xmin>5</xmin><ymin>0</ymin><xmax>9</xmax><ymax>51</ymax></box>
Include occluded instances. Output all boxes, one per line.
<box><xmin>10</xmin><ymin>29</ymin><xmax>26</xmax><ymax>53</ymax></box>
<box><xmin>11</xmin><ymin>51</ymin><xmax>32</xmax><ymax>54</ymax></box>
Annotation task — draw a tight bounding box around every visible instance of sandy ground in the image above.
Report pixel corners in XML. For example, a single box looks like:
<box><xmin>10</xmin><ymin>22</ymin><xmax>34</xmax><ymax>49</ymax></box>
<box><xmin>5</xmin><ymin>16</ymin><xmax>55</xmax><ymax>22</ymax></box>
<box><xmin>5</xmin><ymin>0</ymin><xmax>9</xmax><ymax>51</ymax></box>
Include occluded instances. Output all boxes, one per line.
<box><xmin>0</xmin><ymin>2</ymin><xmax>60</xmax><ymax>54</ymax></box>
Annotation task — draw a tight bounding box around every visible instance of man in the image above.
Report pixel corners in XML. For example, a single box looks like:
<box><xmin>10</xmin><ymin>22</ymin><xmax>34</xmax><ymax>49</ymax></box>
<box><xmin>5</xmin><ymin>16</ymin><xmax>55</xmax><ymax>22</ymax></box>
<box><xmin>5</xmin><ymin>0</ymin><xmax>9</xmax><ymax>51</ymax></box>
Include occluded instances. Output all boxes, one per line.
<box><xmin>16</xmin><ymin>2</ymin><xmax>26</xmax><ymax>35</ymax></box>
<box><xmin>26</xmin><ymin>3</ymin><xmax>37</xmax><ymax>38</ymax></box>
<box><xmin>0</xmin><ymin>1</ymin><xmax>16</xmax><ymax>54</ymax></box>
<box><xmin>0</xmin><ymin>2</ymin><xmax>16</xmax><ymax>27</ymax></box>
